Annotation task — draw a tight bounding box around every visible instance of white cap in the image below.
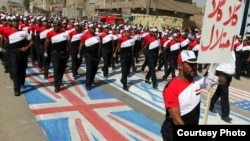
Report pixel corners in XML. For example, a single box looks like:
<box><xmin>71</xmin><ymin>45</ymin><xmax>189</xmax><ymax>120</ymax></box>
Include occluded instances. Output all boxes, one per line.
<box><xmin>177</xmin><ymin>50</ymin><xmax>197</xmax><ymax>64</ymax></box>
<box><xmin>173</xmin><ymin>33</ymin><xmax>178</xmax><ymax>37</ymax></box>
<box><xmin>196</xmin><ymin>35</ymin><xmax>201</xmax><ymax>39</ymax></box>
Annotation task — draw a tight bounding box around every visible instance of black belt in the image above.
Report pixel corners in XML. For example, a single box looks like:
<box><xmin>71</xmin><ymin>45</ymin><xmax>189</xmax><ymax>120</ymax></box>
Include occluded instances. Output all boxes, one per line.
<box><xmin>52</xmin><ymin>50</ymin><xmax>67</xmax><ymax>54</ymax></box>
<box><xmin>85</xmin><ymin>52</ymin><xmax>98</xmax><ymax>56</ymax></box>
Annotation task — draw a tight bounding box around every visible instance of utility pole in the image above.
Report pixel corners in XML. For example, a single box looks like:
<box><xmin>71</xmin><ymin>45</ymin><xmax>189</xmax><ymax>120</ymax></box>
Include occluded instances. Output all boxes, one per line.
<box><xmin>146</xmin><ymin>0</ymin><xmax>150</xmax><ymax>15</ymax></box>
<box><xmin>42</xmin><ymin>0</ymin><xmax>46</xmax><ymax>10</ymax></box>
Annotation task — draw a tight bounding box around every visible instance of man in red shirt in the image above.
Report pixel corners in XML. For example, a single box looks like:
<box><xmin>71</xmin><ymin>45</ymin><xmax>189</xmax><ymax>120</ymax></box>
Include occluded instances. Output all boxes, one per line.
<box><xmin>5</xmin><ymin>16</ymin><xmax>34</xmax><ymax>96</ymax></box>
<box><xmin>78</xmin><ymin>23</ymin><xmax>101</xmax><ymax>90</ymax></box>
<box><xmin>44</xmin><ymin>20</ymin><xmax>70</xmax><ymax>93</ymax></box>
<box><xmin>114</xmin><ymin>26</ymin><xmax>135</xmax><ymax>91</ymax></box>
<box><xmin>161</xmin><ymin>50</ymin><xmax>225</xmax><ymax>141</ymax></box>
<box><xmin>233</xmin><ymin>35</ymin><xmax>243</xmax><ymax>80</ymax></box>
<box><xmin>68</xmin><ymin>22</ymin><xmax>84</xmax><ymax>79</ymax></box>
<box><xmin>140</xmin><ymin>27</ymin><xmax>160</xmax><ymax>88</ymax></box>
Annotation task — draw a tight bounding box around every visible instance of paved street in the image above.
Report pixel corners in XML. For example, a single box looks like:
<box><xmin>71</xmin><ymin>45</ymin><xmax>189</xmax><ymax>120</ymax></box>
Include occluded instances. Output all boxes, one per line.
<box><xmin>0</xmin><ymin>57</ymin><xmax>250</xmax><ymax>141</ymax></box>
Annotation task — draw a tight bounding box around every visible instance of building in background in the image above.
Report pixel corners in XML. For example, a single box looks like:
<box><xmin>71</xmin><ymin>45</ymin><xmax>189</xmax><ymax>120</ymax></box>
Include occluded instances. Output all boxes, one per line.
<box><xmin>28</xmin><ymin>0</ymin><xmax>203</xmax><ymax>28</ymax></box>
<box><xmin>1</xmin><ymin>0</ymin><xmax>24</xmax><ymax>14</ymax></box>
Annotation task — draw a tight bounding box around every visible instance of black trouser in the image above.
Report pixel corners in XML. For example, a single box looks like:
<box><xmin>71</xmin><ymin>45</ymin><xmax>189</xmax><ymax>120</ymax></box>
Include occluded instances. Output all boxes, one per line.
<box><xmin>131</xmin><ymin>56</ymin><xmax>136</xmax><ymax>71</ymax></box>
<box><xmin>0</xmin><ymin>48</ymin><xmax>3</xmax><ymax>62</ymax></box>
<box><xmin>70</xmin><ymin>44</ymin><xmax>82</xmax><ymax>77</ymax></box>
<box><xmin>162</xmin><ymin>51</ymin><xmax>169</xmax><ymax>77</ymax></box>
<box><xmin>157</xmin><ymin>53</ymin><xmax>164</xmax><ymax>70</ymax></box>
<box><xmin>120</xmin><ymin>53</ymin><xmax>132</xmax><ymax>86</ymax></box>
<box><xmin>210</xmin><ymin>71</ymin><xmax>232</xmax><ymax>118</ymax></box>
<box><xmin>145</xmin><ymin>49</ymin><xmax>158</xmax><ymax>86</ymax></box>
<box><xmin>84</xmin><ymin>52</ymin><xmax>99</xmax><ymax>87</ymax></box>
<box><xmin>101</xmin><ymin>48</ymin><xmax>112</xmax><ymax>76</ymax></box>
<box><xmin>3</xmin><ymin>48</ymin><xmax>10</xmax><ymax>73</ymax></box>
<box><xmin>110</xmin><ymin>55</ymin><xmax>116</xmax><ymax>70</ymax></box>
<box><xmin>29</xmin><ymin>44</ymin><xmax>37</xmax><ymax>65</ymax></box>
<box><xmin>141</xmin><ymin>50</ymin><xmax>148</xmax><ymax>71</ymax></box>
<box><xmin>161</xmin><ymin>118</ymin><xmax>173</xmax><ymax>141</ymax></box>
<box><xmin>51</xmin><ymin>51</ymin><xmax>69</xmax><ymax>89</ymax></box>
<box><xmin>44</xmin><ymin>48</ymin><xmax>51</xmax><ymax>78</ymax></box>
<box><xmin>134</xmin><ymin>40</ymin><xmax>141</xmax><ymax>63</ymax></box>
<box><xmin>8</xmin><ymin>48</ymin><xmax>28</xmax><ymax>93</ymax></box>
<box><xmin>241</xmin><ymin>51</ymin><xmax>250</xmax><ymax>77</ymax></box>
<box><xmin>164</xmin><ymin>55</ymin><xmax>177</xmax><ymax>78</ymax></box>
<box><xmin>36</xmin><ymin>42</ymin><xmax>43</xmax><ymax>69</ymax></box>
<box><xmin>234</xmin><ymin>51</ymin><xmax>242</xmax><ymax>78</ymax></box>
<box><xmin>194</xmin><ymin>50</ymin><xmax>202</xmax><ymax>71</ymax></box>
<box><xmin>38</xmin><ymin>43</ymin><xmax>50</xmax><ymax>77</ymax></box>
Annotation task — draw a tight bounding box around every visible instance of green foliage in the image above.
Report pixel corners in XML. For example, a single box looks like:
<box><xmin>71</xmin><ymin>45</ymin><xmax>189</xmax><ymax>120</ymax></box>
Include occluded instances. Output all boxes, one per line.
<box><xmin>1</xmin><ymin>6</ymin><xmax>6</xmax><ymax>11</ymax></box>
<box><xmin>23</xmin><ymin>0</ymin><xmax>30</xmax><ymax>10</ymax></box>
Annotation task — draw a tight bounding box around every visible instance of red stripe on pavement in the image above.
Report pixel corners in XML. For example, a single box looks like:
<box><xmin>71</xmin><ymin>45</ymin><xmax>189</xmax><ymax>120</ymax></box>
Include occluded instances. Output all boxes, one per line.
<box><xmin>109</xmin><ymin>115</ymin><xmax>156</xmax><ymax>141</ymax></box>
<box><xmin>75</xmin><ymin>118</ymin><xmax>90</xmax><ymax>141</ymax></box>
<box><xmin>26</xmin><ymin>73</ymin><xmax>61</xmax><ymax>99</ymax></box>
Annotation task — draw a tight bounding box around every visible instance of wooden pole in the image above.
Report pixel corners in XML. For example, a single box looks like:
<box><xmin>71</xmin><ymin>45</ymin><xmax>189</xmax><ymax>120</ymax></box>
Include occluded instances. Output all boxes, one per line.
<box><xmin>203</xmin><ymin>64</ymin><xmax>217</xmax><ymax>124</ymax></box>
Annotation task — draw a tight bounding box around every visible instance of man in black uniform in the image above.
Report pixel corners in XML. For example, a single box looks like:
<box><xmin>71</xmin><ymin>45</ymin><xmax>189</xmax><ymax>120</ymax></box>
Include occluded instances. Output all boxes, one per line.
<box><xmin>44</xmin><ymin>20</ymin><xmax>70</xmax><ymax>93</ymax></box>
<box><xmin>68</xmin><ymin>22</ymin><xmax>84</xmax><ymax>80</ymax></box>
<box><xmin>78</xmin><ymin>23</ymin><xmax>101</xmax><ymax>90</ymax></box>
<box><xmin>6</xmin><ymin>16</ymin><xmax>34</xmax><ymax>96</ymax></box>
<box><xmin>114</xmin><ymin>26</ymin><xmax>135</xmax><ymax>91</ymax></box>
<box><xmin>37</xmin><ymin>17</ymin><xmax>53</xmax><ymax>79</ymax></box>
<box><xmin>100</xmin><ymin>24</ymin><xmax>114</xmax><ymax>77</ymax></box>
<box><xmin>140</xmin><ymin>28</ymin><xmax>159</xmax><ymax>88</ymax></box>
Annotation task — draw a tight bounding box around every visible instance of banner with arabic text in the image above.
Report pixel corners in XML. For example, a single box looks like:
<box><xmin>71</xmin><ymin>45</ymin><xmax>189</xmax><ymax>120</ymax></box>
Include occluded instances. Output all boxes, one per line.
<box><xmin>198</xmin><ymin>0</ymin><xmax>243</xmax><ymax>63</ymax></box>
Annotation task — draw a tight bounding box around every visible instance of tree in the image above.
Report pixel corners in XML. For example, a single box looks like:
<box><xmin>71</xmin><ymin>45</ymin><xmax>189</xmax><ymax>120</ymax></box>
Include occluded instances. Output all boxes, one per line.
<box><xmin>0</xmin><ymin>6</ymin><xmax>6</xmax><ymax>11</ymax></box>
<box><xmin>23</xmin><ymin>0</ymin><xmax>30</xmax><ymax>10</ymax></box>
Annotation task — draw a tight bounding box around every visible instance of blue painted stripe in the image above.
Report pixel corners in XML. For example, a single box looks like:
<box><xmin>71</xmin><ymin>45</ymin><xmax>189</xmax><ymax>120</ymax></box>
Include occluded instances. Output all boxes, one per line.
<box><xmin>38</xmin><ymin>118</ymin><xmax>71</xmax><ymax>141</ymax></box>
<box><xmin>112</xmin><ymin>110</ymin><xmax>161</xmax><ymax>136</ymax></box>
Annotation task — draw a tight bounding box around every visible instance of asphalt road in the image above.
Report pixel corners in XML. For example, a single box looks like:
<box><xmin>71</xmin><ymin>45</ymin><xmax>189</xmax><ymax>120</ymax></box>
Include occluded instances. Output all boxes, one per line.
<box><xmin>0</xmin><ymin>58</ymin><xmax>249</xmax><ymax>141</ymax></box>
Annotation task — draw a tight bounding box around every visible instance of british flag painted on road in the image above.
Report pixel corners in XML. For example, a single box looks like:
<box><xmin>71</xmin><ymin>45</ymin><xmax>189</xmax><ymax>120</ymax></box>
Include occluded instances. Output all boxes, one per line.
<box><xmin>24</xmin><ymin>67</ymin><xmax>162</xmax><ymax>141</ymax></box>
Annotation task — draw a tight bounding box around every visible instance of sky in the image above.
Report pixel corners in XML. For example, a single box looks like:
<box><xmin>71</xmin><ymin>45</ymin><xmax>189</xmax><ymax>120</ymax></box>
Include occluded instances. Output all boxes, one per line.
<box><xmin>192</xmin><ymin>0</ymin><xmax>207</xmax><ymax>8</ymax></box>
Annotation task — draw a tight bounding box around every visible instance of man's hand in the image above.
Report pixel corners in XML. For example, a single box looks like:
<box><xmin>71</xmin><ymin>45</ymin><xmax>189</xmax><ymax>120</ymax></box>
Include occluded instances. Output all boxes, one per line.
<box><xmin>205</xmin><ymin>75</ymin><xmax>219</xmax><ymax>88</ymax></box>
<box><xmin>44</xmin><ymin>52</ymin><xmax>48</xmax><ymax>57</ymax></box>
<box><xmin>19</xmin><ymin>46</ymin><xmax>29</xmax><ymax>52</ymax></box>
<box><xmin>77</xmin><ymin>54</ymin><xmax>81</xmax><ymax>59</ymax></box>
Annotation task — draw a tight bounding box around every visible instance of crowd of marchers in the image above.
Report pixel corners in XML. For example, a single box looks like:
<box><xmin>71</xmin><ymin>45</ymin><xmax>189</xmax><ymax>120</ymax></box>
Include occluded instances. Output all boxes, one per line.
<box><xmin>0</xmin><ymin>12</ymin><xmax>249</xmax><ymax>96</ymax></box>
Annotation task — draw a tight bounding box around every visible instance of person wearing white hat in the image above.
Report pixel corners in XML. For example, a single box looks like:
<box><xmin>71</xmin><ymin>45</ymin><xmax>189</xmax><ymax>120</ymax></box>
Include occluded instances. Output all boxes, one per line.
<box><xmin>161</xmin><ymin>50</ymin><xmax>225</xmax><ymax>141</ymax></box>
<box><xmin>162</xmin><ymin>32</ymin><xmax>180</xmax><ymax>80</ymax></box>
<box><xmin>34</xmin><ymin>16</ymin><xmax>44</xmax><ymax>71</ymax></box>
<box><xmin>111</xmin><ymin>25</ymin><xmax>119</xmax><ymax>70</ymax></box>
<box><xmin>208</xmin><ymin>49</ymin><xmax>236</xmax><ymax>123</ymax></box>
<box><xmin>188</xmin><ymin>34</ymin><xmax>202</xmax><ymax>73</ymax></box>
<box><xmin>100</xmin><ymin>24</ymin><xmax>114</xmax><ymax>77</ymax></box>
<box><xmin>140</xmin><ymin>27</ymin><xmax>160</xmax><ymax>88</ymax></box>
<box><xmin>233</xmin><ymin>34</ymin><xmax>243</xmax><ymax>80</ymax></box>
<box><xmin>5</xmin><ymin>16</ymin><xmax>34</xmax><ymax>96</ymax></box>
<box><xmin>78</xmin><ymin>23</ymin><xmax>101</xmax><ymax>91</ymax></box>
<box><xmin>37</xmin><ymin>17</ymin><xmax>53</xmax><ymax>80</ymax></box>
<box><xmin>68</xmin><ymin>22</ymin><xmax>84</xmax><ymax>80</ymax></box>
<box><xmin>0</xmin><ymin>15</ymin><xmax>8</xmax><ymax>71</ymax></box>
<box><xmin>114</xmin><ymin>26</ymin><xmax>135</xmax><ymax>91</ymax></box>
<box><xmin>239</xmin><ymin>35</ymin><xmax>250</xmax><ymax>79</ymax></box>
<box><xmin>44</xmin><ymin>20</ymin><xmax>70</xmax><ymax>93</ymax></box>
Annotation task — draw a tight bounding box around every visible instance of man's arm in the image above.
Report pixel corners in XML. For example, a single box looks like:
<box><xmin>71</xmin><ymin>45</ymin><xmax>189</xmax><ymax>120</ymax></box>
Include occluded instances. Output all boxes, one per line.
<box><xmin>44</xmin><ymin>38</ymin><xmax>50</xmax><ymax>56</ymax></box>
<box><xmin>20</xmin><ymin>40</ymin><xmax>34</xmax><ymax>52</ymax></box>
<box><xmin>168</xmin><ymin>107</ymin><xmax>185</xmax><ymax>125</ymax></box>
<box><xmin>78</xmin><ymin>42</ymin><xmax>84</xmax><ymax>58</ymax></box>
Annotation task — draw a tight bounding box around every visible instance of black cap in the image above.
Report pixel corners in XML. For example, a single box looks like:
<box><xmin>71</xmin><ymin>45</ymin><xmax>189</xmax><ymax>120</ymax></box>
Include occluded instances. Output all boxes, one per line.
<box><xmin>53</xmin><ymin>20</ymin><xmax>61</xmax><ymax>26</ymax></box>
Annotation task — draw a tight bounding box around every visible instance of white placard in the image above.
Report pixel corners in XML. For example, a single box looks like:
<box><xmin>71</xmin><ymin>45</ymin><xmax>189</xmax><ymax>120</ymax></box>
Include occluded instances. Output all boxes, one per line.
<box><xmin>198</xmin><ymin>0</ymin><xmax>243</xmax><ymax>63</ymax></box>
